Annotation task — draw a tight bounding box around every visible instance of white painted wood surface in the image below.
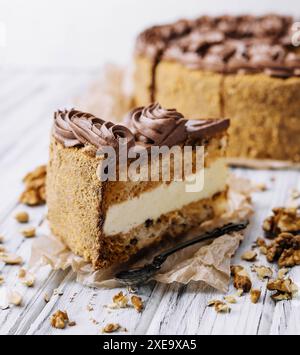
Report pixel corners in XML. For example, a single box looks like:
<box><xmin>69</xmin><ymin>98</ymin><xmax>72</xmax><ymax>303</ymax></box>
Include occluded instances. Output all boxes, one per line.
<box><xmin>0</xmin><ymin>69</ymin><xmax>299</xmax><ymax>335</ymax></box>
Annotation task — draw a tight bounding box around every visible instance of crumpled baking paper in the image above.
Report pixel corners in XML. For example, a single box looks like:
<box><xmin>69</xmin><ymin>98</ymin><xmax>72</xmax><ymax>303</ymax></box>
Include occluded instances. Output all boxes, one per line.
<box><xmin>30</xmin><ymin>175</ymin><xmax>254</xmax><ymax>293</ymax></box>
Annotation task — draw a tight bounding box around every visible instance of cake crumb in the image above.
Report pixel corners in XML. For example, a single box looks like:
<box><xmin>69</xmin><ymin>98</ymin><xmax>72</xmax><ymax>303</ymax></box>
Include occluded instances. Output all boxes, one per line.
<box><xmin>131</xmin><ymin>295</ymin><xmax>144</xmax><ymax>312</ymax></box>
<box><xmin>231</xmin><ymin>265</ymin><xmax>252</xmax><ymax>293</ymax></box>
<box><xmin>250</xmin><ymin>289</ymin><xmax>261</xmax><ymax>304</ymax></box>
<box><xmin>18</xmin><ymin>268</ymin><xmax>35</xmax><ymax>287</ymax></box>
<box><xmin>50</xmin><ymin>310</ymin><xmax>69</xmax><ymax>329</ymax></box>
<box><xmin>0</xmin><ymin>253</ymin><xmax>23</xmax><ymax>265</ymax></box>
<box><xmin>21</xmin><ymin>227</ymin><xmax>36</xmax><ymax>238</ymax></box>
<box><xmin>15</xmin><ymin>211</ymin><xmax>29</xmax><ymax>224</ymax></box>
<box><xmin>241</xmin><ymin>250</ymin><xmax>257</xmax><ymax>262</ymax></box>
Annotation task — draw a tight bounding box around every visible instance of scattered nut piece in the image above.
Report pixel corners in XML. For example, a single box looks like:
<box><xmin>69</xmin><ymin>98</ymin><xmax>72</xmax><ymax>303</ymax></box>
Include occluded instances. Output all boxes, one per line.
<box><xmin>263</xmin><ymin>208</ymin><xmax>300</xmax><ymax>238</ymax></box>
<box><xmin>20</xmin><ymin>166</ymin><xmax>47</xmax><ymax>206</ymax></box>
<box><xmin>68</xmin><ymin>321</ymin><xmax>76</xmax><ymax>327</ymax></box>
<box><xmin>267</xmin><ymin>278</ymin><xmax>298</xmax><ymax>302</ymax></box>
<box><xmin>18</xmin><ymin>269</ymin><xmax>35</xmax><ymax>287</ymax></box>
<box><xmin>224</xmin><ymin>295</ymin><xmax>237</xmax><ymax>304</ymax></box>
<box><xmin>21</xmin><ymin>227</ymin><xmax>36</xmax><ymax>238</ymax></box>
<box><xmin>208</xmin><ymin>300</ymin><xmax>231</xmax><ymax>313</ymax></box>
<box><xmin>250</xmin><ymin>289</ymin><xmax>261</xmax><ymax>304</ymax></box>
<box><xmin>9</xmin><ymin>290</ymin><xmax>22</xmax><ymax>306</ymax></box>
<box><xmin>256</xmin><ymin>183</ymin><xmax>268</xmax><ymax>192</ymax></box>
<box><xmin>53</xmin><ymin>288</ymin><xmax>64</xmax><ymax>296</ymax></box>
<box><xmin>252</xmin><ymin>265</ymin><xmax>273</xmax><ymax>281</ymax></box>
<box><xmin>267</xmin><ymin>232</ymin><xmax>300</xmax><ymax>267</ymax></box>
<box><xmin>241</xmin><ymin>250</ymin><xmax>257</xmax><ymax>262</ymax></box>
<box><xmin>0</xmin><ymin>275</ymin><xmax>4</xmax><ymax>285</ymax></box>
<box><xmin>102</xmin><ymin>323</ymin><xmax>121</xmax><ymax>333</ymax></box>
<box><xmin>236</xmin><ymin>289</ymin><xmax>244</xmax><ymax>297</ymax></box>
<box><xmin>50</xmin><ymin>310</ymin><xmax>69</xmax><ymax>329</ymax></box>
<box><xmin>0</xmin><ymin>253</ymin><xmax>23</xmax><ymax>265</ymax></box>
<box><xmin>0</xmin><ymin>246</ymin><xmax>6</xmax><ymax>253</ymax></box>
<box><xmin>44</xmin><ymin>293</ymin><xmax>50</xmax><ymax>303</ymax></box>
<box><xmin>112</xmin><ymin>291</ymin><xmax>129</xmax><ymax>309</ymax></box>
<box><xmin>231</xmin><ymin>265</ymin><xmax>252</xmax><ymax>293</ymax></box>
<box><xmin>291</xmin><ymin>189</ymin><xmax>300</xmax><ymax>200</ymax></box>
<box><xmin>131</xmin><ymin>295</ymin><xmax>144</xmax><ymax>312</ymax></box>
<box><xmin>278</xmin><ymin>268</ymin><xmax>289</xmax><ymax>279</ymax></box>
<box><xmin>15</xmin><ymin>211</ymin><xmax>29</xmax><ymax>224</ymax></box>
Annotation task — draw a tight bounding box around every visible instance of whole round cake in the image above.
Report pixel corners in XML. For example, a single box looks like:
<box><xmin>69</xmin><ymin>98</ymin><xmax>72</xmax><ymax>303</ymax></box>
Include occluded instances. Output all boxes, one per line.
<box><xmin>134</xmin><ymin>15</ymin><xmax>300</xmax><ymax>162</ymax></box>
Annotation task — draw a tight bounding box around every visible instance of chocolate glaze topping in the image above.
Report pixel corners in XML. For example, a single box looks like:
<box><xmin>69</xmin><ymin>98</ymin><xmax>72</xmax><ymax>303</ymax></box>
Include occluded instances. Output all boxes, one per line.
<box><xmin>53</xmin><ymin>106</ymin><xmax>230</xmax><ymax>150</ymax></box>
<box><xmin>136</xmin><ymin>15</ymin><xmax>300</xmax><ymax>78</ymax></box>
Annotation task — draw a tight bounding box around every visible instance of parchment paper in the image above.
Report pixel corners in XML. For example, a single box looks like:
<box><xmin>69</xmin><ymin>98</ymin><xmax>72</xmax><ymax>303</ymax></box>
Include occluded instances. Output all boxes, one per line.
<box><xmin>30</xmin><ymin>175</ymin><xmax>254</xmax><ymax>293</ymax></box>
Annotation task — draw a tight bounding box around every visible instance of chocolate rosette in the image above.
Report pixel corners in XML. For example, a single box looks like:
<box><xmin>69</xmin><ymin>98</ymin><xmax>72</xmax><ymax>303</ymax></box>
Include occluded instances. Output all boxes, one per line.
<box><xmin>53</xmin><ymin>109</ymin><xmax>135</xmax><ymax>150</ymax></box>
<box><xmin>124</xmin><ymin>103</ymin><xmax>187</xmax><ymax>147</ymax></box>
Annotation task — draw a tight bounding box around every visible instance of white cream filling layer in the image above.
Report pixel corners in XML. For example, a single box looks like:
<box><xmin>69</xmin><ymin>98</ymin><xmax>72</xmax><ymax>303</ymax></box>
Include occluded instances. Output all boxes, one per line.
<box><xmin>103</xmin><ymin>158</ymin><xmax>228</xmax><ymax>236</ymax></box>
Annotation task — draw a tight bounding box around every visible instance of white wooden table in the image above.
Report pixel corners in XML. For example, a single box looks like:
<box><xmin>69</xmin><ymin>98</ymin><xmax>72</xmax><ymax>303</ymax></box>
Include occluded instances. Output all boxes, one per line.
<box><xmin>0</xmin><ymin>69</ymin><xmax>299</xmax><ymax>335</ymax></box>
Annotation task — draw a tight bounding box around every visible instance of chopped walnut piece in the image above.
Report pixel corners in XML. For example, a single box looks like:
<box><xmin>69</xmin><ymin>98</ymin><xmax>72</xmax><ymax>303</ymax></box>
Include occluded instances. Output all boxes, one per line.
<box><xmin>8</xmin><ymin>290</ymin><xmax>22</xmax><ymax>306</ymax></box>
<box><xmin>231</xmin><ymin>265</ymin><xmax>252</xmax><ymax>293</ymax></box>
<box><xmin>241</xmin><ymin>250</ymin><xmax>257</xmax><ymax>262</ymax></box>
<box><xmin>263</xmin><ymin>208</ymin><xmax>300</xmax><ymax>238</ymax></box>
<box><xmin>15</xmin><ymin>211</ymin><xmax>29</xmax><ymax>224</ymax></box>
<box><xmin>20</xmin><ymin>165</ymin><xmax>47</xmax><ymax>206</ymax></box>
<box><xmin>266</xmin><ymin>232</ymin><xmax>300</xmax><ymax>267</ymax></box>
<box><xmin>18</xmin><ymin>269</ymin><xmax>35</xmax><ymax>287</ymax></box>
<box><xmin>278</xmin><ymin>268</ymin><xmax>289</xmax><ymax>279</ymax></box>
<box><xmin>0</xmin><ymin>253</ymin><xmax>23</xmax><ymax>265</ymax></box>
<box><xmin>251</xmin><ymin>265</ymin><xmax>273</xmax><ymax>281</ymax></box>
<box><xmin>267</xmin><ymin>278</ymin><xmax>298</xmax><ymax>302</ymax></box>
<box><xmin>131</xmin><ymin>295</ymin><xmax>144</xmax><ymax>312</ymax></box>
<box><xmin>256</xmin><ymin>183</ymin><xmax>268</xmax><ymax>192</ymax></box>
<box><xmin>101</xmin><ymin>323</ymin><xmax>121</xmax><ymax>333</ymax></box>
<box><xmin>44</xmin><ymin>293</ymin><xmax>50</xmax><ymax>303</ymax></box>
<box><xmin>21</xmin><ymin>227</ymin><xmax>36</xmax><ymax>238</ymax></box>
<box><xmin>112</xmin><ymin>291</ymin><xmax>129</xmax><ymax>309</ymax></box>
<box><xmin>224</xmin><ymin>295</ymin><xmax>237</xmax><ymax>304</ymax></box>
<box><xmin>208</xmin><ymin>300</ymin><xmax>231</xmax><ymax>313</ymax></box>
<box><xmin>50</xmin><ymin>310</ymin><xmax>69</xmax><ymax>329</ymax></box>
<box><xmin>250</xmin><ymin>289</ymin><xmax>261</xmax><ymax>304</ymax></box>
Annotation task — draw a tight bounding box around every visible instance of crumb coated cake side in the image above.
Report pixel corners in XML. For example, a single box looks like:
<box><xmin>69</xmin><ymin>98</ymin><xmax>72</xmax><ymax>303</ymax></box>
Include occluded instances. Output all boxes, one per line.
<box><xmin>47</xmin><ymin>106</ymin><xmax>230</xmax><ymax>269</ymax></box>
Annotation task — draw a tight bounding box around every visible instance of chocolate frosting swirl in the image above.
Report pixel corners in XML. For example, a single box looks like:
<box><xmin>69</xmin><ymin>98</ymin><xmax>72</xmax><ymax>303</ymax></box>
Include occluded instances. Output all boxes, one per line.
<box><xmin>136</xmin><ymin>15</ymin><xmax>300</xmax><ymax>78</ymax></box>
<box><xmin>53</xmin><ymin>109</ymin><xmax>135</xmax><ymax>150</ymax></box>
<box><xmin>124</xmin><ymin>103</ymin><xmax>187</xmax><ymax>147</ymax></box>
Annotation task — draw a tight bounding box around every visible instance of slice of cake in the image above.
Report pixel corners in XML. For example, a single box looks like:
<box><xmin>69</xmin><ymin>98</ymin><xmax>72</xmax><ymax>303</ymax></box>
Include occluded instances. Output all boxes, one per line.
<box><xmin>46</xmin><ymin>104</ymin><xmax>230</xmax><ymax>269</ymax></box>
<box><xmin>134</xmin><ymin>15</ymin><xmax>300</xmax><ymax>162</ymax></box>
